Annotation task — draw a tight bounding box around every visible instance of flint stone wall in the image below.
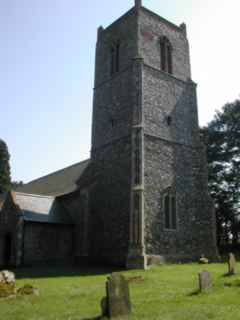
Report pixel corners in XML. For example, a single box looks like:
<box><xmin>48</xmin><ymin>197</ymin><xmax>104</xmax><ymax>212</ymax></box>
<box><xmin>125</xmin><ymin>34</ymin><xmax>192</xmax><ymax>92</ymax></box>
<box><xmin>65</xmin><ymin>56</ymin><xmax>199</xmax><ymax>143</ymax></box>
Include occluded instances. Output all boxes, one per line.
<box><xmin>144</xmin><ymin>135</ymin><xmax>217</xmax><ymax>260</ymax></box>
<box><xmin>90</xmin><ymin>9</ymin><xmax>138</xmax><ymax>266</ymax></box>
<box><xmin>59</xmin><ymin>192</ymin><xmax>88</xmax><ymax>262</ymax></box>
<box><xmin>89</xmin><ymin>137</ymin><xmax>132</xmax><ymax>266</ymax></box>
<box><xmin>90</xmin><ymin>4</ymin><xmax>218</xmax><ymax>266</ymax></box>
<box><xmin>139</xmin><ymin>8</ymin><xmax>191</xmax><ymax>82</ymax></box>
<box><xmin>23</xmin><ymin>222</ymin><xmax>73</xmax><ymax>266</ymax></box>
<box><xmin>140</xmin><ymin>15</ymin><xmax>218</xmax><ymax>261</ymax></box>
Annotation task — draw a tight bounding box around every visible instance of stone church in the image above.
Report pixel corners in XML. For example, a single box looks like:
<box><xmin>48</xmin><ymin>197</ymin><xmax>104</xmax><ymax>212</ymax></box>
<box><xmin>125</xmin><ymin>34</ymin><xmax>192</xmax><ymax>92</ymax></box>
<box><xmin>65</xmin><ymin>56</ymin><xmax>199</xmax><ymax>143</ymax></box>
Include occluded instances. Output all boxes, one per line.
<box><xmin>0</xmin><ymin>0</ymin><xmax>218</xmax><ymax>269</ymax></box>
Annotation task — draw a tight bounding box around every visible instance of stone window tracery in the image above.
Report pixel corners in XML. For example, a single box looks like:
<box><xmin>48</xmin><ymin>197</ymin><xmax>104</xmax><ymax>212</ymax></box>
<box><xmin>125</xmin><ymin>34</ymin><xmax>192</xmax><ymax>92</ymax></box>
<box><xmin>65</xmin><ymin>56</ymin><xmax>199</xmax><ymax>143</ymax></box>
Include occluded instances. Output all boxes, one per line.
<box><xmin>110</xmin><ymin>118</ymin><xmax>115</xmax><ymax>128</ymax></box>
<box><xmin>160</xmin><ymin>36</ymin><xmax>173</xmax><ymax>74</ymax></box>
<box><xmin>110</xmin><ymin>41</ymin><xmax>120</xmax><ymax>75</ymax></box>
<box><xmin>163</xmin><ymin>188</ymin><xmax>177</xmax><ymax>230</ymax></box>
<box><xmin>134</xmin><ymin>129</ymin><xmax>141</xmax><ymax>185</ymax></box>
<box><xmin>166</xmin><ymin>115</ymin><xmax>172</xmax><ymax>126</ymax></box>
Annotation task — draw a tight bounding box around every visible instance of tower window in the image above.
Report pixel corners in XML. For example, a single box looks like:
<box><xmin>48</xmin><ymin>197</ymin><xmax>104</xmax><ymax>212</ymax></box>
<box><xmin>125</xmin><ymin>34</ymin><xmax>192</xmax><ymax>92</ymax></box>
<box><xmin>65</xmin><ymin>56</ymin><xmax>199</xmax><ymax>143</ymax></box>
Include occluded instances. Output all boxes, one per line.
<box><xmin>160</xmin><ymin>37</ymin><xmax>173</xmax><ymax>74</ymax></box>
<box><xmin>110</xmin><ymin>42</ymin><xmax>120</xmax><ymax>75</ymax></box>
<box><xmin>115</xmin><ymin>42</ymin><xmax>120</xmax><ymax>72</ymax></box>
<box><xmin>110</xmin><ymin>47</ymin><xmax>115</xmax><ymax>75</ymax></box>
<box><xmin>166</xmin><ymin>116</ymin><xmax>172</xmax><ymax>126</ymax></box>
<box><xmin>110</xmin><ymin>118</ymin><xmax>115</xmax><ymax>127</ymax></box>
<box><xmin>163</xmin><ymin>189</ymin><xmax>177</xmax><ymax>230</ymax></box>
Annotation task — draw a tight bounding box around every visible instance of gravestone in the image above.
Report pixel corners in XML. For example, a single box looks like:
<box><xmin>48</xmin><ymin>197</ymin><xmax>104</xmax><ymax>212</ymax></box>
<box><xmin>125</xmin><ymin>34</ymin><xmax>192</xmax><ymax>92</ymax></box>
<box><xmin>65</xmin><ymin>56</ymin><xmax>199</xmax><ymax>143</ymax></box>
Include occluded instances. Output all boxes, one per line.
<box><xmin>199</xmin><ymin>254</ymin><xmax>209</xmax><ymax>264</ymax></box>
<box><xmin>198</xmin><ymin>271</ymin><xmax>212</xmax><ymax>292</ymax></box>
<box><xmin>0</xmin><ymin>270</ymin><xmax>15</xmax><ymax>285</ymax></box>
<box><xmin>228</xmin><ymin>253</ymin><xmax>236</xmax><ymax>275</ymax></box>
<box><xmin>101</xmin><ymin>273</ymin><xmax>131</xmax><ymax>319</ymax></box>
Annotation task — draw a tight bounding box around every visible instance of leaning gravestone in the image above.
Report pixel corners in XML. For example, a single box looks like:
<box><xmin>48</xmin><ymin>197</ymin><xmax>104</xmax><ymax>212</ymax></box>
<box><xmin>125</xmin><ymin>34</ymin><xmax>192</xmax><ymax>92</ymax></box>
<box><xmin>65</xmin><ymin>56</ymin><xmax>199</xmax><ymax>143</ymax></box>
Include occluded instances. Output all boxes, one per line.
<box><xmin>198</xmin><ymin>271</ymin><xmax>212</xmax><ymax>292</ymax></box>
<box><xmin>101</xmin><ymin>273</ymin><xmax>131</xmax><ymax>319</ymax></box>
<box><xmin>228</xmin><ymin>253</ymin><xmax>237</xmax><ymax>275</ymax></box>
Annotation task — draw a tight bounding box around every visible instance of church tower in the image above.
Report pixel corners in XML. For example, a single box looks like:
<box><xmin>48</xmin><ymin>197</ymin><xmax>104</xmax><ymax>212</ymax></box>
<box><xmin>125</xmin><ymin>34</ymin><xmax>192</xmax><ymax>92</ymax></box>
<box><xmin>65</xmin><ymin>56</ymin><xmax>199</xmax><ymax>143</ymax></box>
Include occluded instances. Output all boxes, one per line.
<box><xmin>89</xmin><ymin>0</ymin><xmax>218</xmax><ymax>268</ymax></box>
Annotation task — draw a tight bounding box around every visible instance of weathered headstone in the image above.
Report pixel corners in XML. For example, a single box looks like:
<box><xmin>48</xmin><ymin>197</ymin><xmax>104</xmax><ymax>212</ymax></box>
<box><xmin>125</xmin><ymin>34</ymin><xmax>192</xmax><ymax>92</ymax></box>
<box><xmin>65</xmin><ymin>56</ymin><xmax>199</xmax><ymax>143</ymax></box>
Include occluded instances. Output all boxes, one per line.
<box><xmin>101</xmin><ymin>273</ymin><xmax>131</xmax><ymax>319</ymax></box>
<box><xmin>0</xmin><ymin>270</ymin><xmax>15</xmax><ymax>285</ymax></box>
<box><xmin>198</xmin><ymin>271</ymin><xmax>212</xmax><ymax>292</ymax></box>
<box><xmin>199</xmin><ymin>254</ymin><xmax>209</xmax><ymax>264</ymax></box>
<box><xmin>228</xmin><ymin>253</ymin><xmax>237</xmax><ymax>275</ymax></box>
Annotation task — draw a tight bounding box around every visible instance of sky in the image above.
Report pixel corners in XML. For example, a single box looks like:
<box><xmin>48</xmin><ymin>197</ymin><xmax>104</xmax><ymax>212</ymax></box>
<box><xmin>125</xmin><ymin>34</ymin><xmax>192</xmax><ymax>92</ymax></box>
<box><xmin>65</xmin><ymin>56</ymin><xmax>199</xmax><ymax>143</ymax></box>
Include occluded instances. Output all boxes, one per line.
<box><xmin>1</xmin><ymin>0</ymin><xmax>240</xmax><ymax>183</ymax></box>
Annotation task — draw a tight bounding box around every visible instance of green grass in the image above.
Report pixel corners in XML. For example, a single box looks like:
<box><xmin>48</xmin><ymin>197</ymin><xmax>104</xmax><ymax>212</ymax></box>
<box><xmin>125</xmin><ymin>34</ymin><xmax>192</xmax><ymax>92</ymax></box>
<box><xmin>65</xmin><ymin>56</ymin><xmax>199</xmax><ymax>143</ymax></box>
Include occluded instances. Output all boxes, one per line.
<box><xmin>0</xmin><ymin>263</ymin><xmax>240</xmax><ymax>320</ymax></box>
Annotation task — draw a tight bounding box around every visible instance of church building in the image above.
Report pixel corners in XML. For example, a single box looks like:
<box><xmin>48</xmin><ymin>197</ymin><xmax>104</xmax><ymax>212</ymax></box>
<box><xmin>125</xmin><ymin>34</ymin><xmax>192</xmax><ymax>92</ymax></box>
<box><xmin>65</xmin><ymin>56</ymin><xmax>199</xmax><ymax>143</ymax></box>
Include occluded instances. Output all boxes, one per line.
<box><xmin>0</xmin><ymin>0</ymin><xmax>218</xmax><ymax>269</ymax></box>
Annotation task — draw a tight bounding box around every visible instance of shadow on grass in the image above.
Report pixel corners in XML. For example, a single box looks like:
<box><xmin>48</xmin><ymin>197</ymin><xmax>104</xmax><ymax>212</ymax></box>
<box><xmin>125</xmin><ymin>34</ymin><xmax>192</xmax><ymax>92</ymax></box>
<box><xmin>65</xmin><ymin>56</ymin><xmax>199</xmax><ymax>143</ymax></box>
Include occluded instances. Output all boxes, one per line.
<box><xmin>187</xmin><ymin>289</ymin><xmax>212</xmax><ymax>296</ymax></box>
<box><xmin>221</xmin><ymin>272</ymin><xmax>237</xmax><ymax>278</ymax></box>
<box><xmin>13</xmin><ymin>265</ymin><xmax>124</xmax><ymax>280</ymax></box>
<box><xmin>224</xmin><ymin>279</ymin><xmax>240</xmax><ymax>287</ymax></box>
<box><xmin>81</xmin><ymin>317</ymin><xmax>110</xmax><ymax>320</ymax></box>
<box><xmin>81</xmin><ymin>318</ymin><xmax>101</xmax><ymax>320</ymax></box>
<box><xmin>187</xmin><ymin>289</ymin><xmax>200</xmax><ymax>296</ymax></box>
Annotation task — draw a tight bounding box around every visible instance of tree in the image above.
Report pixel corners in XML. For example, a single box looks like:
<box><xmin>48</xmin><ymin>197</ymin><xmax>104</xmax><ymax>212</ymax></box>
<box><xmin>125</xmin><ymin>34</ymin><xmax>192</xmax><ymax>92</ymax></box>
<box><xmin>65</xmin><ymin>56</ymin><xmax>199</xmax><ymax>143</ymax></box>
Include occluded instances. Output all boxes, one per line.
<box><xmin>0</xmin><ymin>139</ymin><xmax>11</xmax><ymax>194</ymax></box>
<box><xmin>201</xmin><ymin>100</ymin><xmax>240</xmax><ymax>249</ymax></box>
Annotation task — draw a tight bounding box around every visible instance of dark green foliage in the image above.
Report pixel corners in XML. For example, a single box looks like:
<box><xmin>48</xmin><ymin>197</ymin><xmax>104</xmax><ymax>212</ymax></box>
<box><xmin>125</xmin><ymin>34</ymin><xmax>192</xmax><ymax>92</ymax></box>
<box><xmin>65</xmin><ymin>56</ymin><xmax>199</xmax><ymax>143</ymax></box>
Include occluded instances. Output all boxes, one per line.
<box><xmin>201</xmin><ymin>100</ymin><xmax>240</xmax><ymax>247</ymax></box>
<box><xmin>0</xmin><ymin>139</ymin><xmax>11</xmax><ymax>194</ymax></box>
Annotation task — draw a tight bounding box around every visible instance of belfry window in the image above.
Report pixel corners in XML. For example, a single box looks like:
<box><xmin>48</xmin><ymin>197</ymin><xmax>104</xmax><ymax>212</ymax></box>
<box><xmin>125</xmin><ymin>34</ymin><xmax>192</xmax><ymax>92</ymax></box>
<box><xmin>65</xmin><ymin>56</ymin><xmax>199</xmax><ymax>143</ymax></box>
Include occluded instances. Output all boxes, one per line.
<box><xmin>163</xmin><ymin>189</ymin><xmax>177</xmax><ymax>230</ymax></box>
<box><xmin>160</xmin><ymin>37</ymin><xmax>172</xmax><ymax>74</ymax></box>
<box><xmin>110</xmin><ymin>42</ymin><xmax>120</xmax><ymax>75</ymax></box>
<box><xmin>110</xmin><ymin>118</ymin><xmax>115</xmax><ymax>127</ymax></box>
<box><xmin>166</xmin><ymin>115</ymin><xmax>172</xmax><ymax>126</ymax></box>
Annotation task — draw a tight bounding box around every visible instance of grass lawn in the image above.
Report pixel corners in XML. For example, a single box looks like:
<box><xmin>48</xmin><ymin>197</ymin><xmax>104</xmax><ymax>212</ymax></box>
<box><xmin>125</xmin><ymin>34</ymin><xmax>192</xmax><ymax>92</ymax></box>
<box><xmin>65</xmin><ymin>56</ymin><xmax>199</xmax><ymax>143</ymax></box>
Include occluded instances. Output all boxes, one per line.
<box><xmin>0</xmin><ymin>263</ymin><xmax>240</xmax><ymax>320</ymax></box>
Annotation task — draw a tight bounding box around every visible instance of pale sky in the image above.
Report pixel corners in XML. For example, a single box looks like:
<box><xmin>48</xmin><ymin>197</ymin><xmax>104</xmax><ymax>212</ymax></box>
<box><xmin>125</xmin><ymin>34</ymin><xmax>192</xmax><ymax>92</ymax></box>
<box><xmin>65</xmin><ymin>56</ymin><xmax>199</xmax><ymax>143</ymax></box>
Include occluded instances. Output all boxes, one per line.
<box><xmin>1</xmin><ymin>0</ymin><xmax>239</xmax><ymax>183</ymax></box>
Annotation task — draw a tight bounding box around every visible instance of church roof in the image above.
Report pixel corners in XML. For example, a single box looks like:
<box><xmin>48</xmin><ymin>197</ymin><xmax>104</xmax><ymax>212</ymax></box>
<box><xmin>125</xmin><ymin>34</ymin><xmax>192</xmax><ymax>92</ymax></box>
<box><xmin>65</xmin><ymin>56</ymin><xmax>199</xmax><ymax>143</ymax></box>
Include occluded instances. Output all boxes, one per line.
<box><xmin>16</xmin><ymin>159</ymin><xmax>90</xmax><ymax>196</ymax></box>
<box><xmin>14</xmin><ymin>192</ymin><xmax>72</xmax><ymax>224</ymax></box>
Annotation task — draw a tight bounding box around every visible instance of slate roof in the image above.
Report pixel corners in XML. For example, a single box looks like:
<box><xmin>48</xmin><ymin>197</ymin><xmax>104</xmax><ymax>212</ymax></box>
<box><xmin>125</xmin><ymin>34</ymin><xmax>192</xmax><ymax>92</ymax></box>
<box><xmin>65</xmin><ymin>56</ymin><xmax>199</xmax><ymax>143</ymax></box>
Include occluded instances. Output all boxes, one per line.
<box><xmin>17</xmin><ymin>159</ymin><xmax>90</xmax><ymax>196</ymax></box>
<box><xmin>14</xmin><ymin>192</ymin><xmax>72</xmax><ymax>224</ymax></box>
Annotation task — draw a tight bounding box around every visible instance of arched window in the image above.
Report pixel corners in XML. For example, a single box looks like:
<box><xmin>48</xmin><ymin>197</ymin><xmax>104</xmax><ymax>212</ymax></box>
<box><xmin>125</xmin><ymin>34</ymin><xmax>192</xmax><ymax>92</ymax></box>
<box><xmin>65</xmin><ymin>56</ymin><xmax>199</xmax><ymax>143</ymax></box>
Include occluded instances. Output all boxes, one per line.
<box><xmin>160</xmin><ymin>36</ymin><xmax>172</xmax><ymax>74</ymax></box>
<box><xmin>163</xmin><ymin>188</ymin><xmax>177</xmax><ymax>230</ymax></box>
<box><xmin>166</xmin><ymin>115</ymin><xmax>172</xmax><ymax>126</ymax></box>
<box><xmin>110</xmin><ymin>41</ymin><xmax>120</xmax><ymax>75</ymax></box>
